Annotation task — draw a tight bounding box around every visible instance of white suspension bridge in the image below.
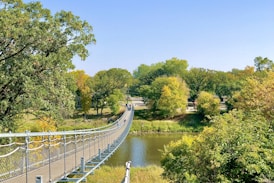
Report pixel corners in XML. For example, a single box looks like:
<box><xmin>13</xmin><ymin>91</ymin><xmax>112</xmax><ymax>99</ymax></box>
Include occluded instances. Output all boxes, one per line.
<box><xmin>0</xmin><ymin>105</ymin><xmax>134</xmax><ymax>183</ymax></box>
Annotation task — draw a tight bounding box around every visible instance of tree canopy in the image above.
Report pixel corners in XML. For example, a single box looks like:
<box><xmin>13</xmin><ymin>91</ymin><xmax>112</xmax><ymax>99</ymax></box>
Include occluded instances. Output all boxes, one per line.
<box><xmin>140</xmin><ymin>76</ymin><xmax>189</xmax><ymax>118</ymax></box>
<box><xmin>254</xmin><ymin>56</ymin><xmax>274</xmax><ymax>72</ymax></box>
<box><xmin>232</xmin><ymin>72</ymin><xmax>274</xmax><ymax>121</ymax></box>
<box><xmin>91</xmin><ymin>68</ymin><xmax>132</xmax><ymax>115</ymax></box>
<box><xmin>183</xmin><ymin>68</ymin><xmax>215</xmax><ymax>101</ymax></box>
<box><xmin>0</xmin><ymin>0</ymin><xmax>95</xmax><ymax>132</ymax></box>
<box><xmin>69</xmin><ymin>70</ymin><xmax>93</xmax><ymax>117</ymax></box>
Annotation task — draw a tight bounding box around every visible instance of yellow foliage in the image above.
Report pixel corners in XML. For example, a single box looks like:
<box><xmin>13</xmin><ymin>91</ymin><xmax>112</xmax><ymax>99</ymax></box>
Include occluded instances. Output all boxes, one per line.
<box><xmin>196</xmin><ymin>126</ymin><xmax>215</xmax><ymax>143</ymax></box>
<box><xmin>24</xmin><ymin>117</ymin><xmax>60</xmax><ymax>167</ymax></box>
<box><xmin>233</xmin><ymin>71</ymin><xmax>274</xmax><ymax>119</ymax></box>
<box><xmin>37</xmin><ymin>117</ymin><xmax>57</xmax><ymax>132</ymax></box>
<box><xmin>70</xmin><ymin>70</ymin><xmax>92</xmax><ymax>113</ymax></box>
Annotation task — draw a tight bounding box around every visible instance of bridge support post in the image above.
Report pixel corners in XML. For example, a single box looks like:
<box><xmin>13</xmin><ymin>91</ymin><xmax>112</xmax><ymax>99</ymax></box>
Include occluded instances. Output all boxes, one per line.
<box><xmin>108</xmin><ymin>144</ymin><xmax>110</xmax><ymax>152</ymax></box>
<box><xmin>63</xmin><ymin>134</ymin><xmax>67</xmax><ymax>179</ymax></box>
<box><xmin>25</xmin><ymin>131</ymin><xmax>30</xmax><ymax>183</ymax></box>
<box><xmin>80</xmin><ymin>157</ymin><xmax>85</xmax><ymax>173</ymax></box>
<box><xmin>35</xmin><ymin>175</ymin><xmax>43</xmax><ymax>183</ymax></box>
<box><xmin>98</xmin><ymin>149</ymin><xmax>101</xmax><ymax>160</ymax></box>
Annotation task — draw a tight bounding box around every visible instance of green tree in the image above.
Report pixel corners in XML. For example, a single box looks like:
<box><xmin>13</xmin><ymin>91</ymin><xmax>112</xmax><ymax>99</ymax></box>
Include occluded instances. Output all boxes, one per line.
<box><xmin>133</xmin><ymin>64</ymin><xmax>154</xmax><ymax>79</ymax></box>
<box><xmin>232</xmin><ymin>72</ymin><xmax>274</xmax><ymax>121</ymax></box>
<box><xmin>132</xmin><ymin>58</ymin><xmax>188</xmax><ymax>96</ymax></box>
<box><xmin>231</xmin><ymin>66</ymin><xmax>255</xmax><ymax>79</ymax></box>
<box><xmin>254</xmin><ymin>56</ymin><xmax>273</xmax><ymax>72</ymax></box>
<box><xmin>143</xmin><ymin>76</ymin><xmax>189</xmax><ymax>118</ymax></box>
<box><xmin>0</xmin><ymin>0</ymin><xmax>95</xmax><ymax>132</ymax></box>
<box><xmin>161</xmin><ymin>110</ymin><xmax>274</xmax><ymax>182</ymax></box>
<box><xmin>162</xmin><ymin>57</ymin><xmax>188</xmax><ymax>78</ymax></box>
<box><xmin>91</xmin><ymin>68</ymin><xmax>132</xmax><ymax>115</ymax></box>
<box><xmin>137</xmin><ymin>63</ymin><xmax>165</xmax><ymax>86</ymax></box>
<box><xmin>183</xmin><ymin>68</ymin><xmax>215</xmax><ymax>101</ymax></box>
<box><xmin>213</xmin><ymin>71</ymin><xmax>239</xmax><ymax>100</ymax></box>
<box><xmin>196</xmin><ymin>91</ymin><xmax>220</xmax><ymax>119</ymax></box>
<box><xmin>131</xmin><ymin>64</ymin><xmax>165</xmax><ymax>97</ymax></box>
<box><xmin>107</xmin><ymin>89</ymin><xmax>124</xmax><ymax>115</ymax></box>
<box><xmin>158</xmin><ymin>86</ymin><xmax>174</xmax><ymax>117</ymax></box>
<box><xmin>158</xmin><ymin>78</ymin><xmax>189</xmax><ymax>118</ymax></box>
<box><xmin>214</xmin><ymin>66</ymin><xmax>255</xmax><ymax>102</ymax></box>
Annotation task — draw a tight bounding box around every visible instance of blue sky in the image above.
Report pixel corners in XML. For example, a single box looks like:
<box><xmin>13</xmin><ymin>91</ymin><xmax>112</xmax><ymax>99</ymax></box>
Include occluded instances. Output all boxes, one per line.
<box><xmin>25</xmin><ymin>0</ymin><xmax>274</xmax><ymax>76</ymax></box>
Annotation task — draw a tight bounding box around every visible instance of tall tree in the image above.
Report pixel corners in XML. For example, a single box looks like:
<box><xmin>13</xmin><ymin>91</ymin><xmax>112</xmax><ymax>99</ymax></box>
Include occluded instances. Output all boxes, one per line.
<box><xmin>213</xmin><ymin>71</ymin><xmax>235</xmax><ymax>99</ymax></box>
<box><xmin>143</xmin><ymin>76</ymin><xmax>189</xmax><ymax>118</ymax></box>
<box><xmin>232</xmin><ymin>72</ymin><xmax>274</xmax><ymax>121</ymax></box>
<box><xmin>216</xmin><ymin>67</ymin><xmax>255</xmax><ymax>99</ymax></box>
<box><xmin>132</xmin><ymin>58</ymin><xmax>188</xmax><ymax>96</ymax></box>
<box><xmin>134</xmin><ymin>63</ymin><xmax>165</xmax><ymax>85</ymax></box>
<box><xmin>0</xmin><ymin>0</ymin><xmax>95</xmax><ymax>132</ymax></box>
<box><xmin>162</xmin><ymin>57</ymin><xmax>188</xmax><ymax>78</ymax></box>
<box><xmin>254</xmin><ymin>56</ymin><xmax>274</xmax><ymax>72</ymax></box>
<box><xmin>183</xmin><ymin>68</ymin><xmax>215</xmax><ymax>101</ymax></box>
<box><xmin>91</xmin><ymin>68</ymin><xmax>132</xmax><ymax>115</ymax></box>
<box><xmin>70</xmin><ymin>70</ymin><xmax>92</xmax><ymax>118</ymax></box>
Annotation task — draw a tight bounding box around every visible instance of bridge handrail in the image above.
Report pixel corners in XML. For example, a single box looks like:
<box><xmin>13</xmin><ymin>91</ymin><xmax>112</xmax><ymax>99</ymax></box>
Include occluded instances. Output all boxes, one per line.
<box><xmin>0</xmin><ymin>106</ymin><xmax>133</xmax><ymax>182</ymax></box>
<box><xmin>71</xmin><ymin>106</ymin><xmax>134</xmax><ymax>183</ymax></box>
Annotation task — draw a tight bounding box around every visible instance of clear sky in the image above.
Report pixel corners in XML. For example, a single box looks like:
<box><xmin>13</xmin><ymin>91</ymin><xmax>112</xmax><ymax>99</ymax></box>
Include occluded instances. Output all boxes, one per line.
<box><xmin>24</xmin><ymin>0</ymin><xmax>274</xmax><ymax>76</ymax></box>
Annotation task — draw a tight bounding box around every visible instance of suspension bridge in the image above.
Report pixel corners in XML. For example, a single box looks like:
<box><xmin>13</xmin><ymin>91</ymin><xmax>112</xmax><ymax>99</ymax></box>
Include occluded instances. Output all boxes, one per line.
<box><xmin>0</xmin><ymin>105</ymin><xmax>134</xmax><ymax>183</ymax></box>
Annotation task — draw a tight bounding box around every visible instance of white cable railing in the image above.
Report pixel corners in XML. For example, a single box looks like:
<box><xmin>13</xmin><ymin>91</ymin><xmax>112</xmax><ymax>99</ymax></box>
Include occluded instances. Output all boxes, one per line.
<box><xmin>0</xmin><ymin>106</ymin><xmax>134</xmax><ymax>183</ymax></box>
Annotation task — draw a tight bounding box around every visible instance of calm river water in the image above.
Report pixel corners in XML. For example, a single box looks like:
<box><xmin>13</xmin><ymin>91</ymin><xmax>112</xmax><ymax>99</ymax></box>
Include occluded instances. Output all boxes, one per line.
<box><xmin>105</xmin><ymin>134</ymin><xmax>182</xmax><ymax>167</ymax></box>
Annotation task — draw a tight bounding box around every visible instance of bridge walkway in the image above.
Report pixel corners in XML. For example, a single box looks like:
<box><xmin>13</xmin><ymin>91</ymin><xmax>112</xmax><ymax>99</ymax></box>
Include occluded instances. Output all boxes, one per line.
<box><xmin>0</xmin><ymin>106</ymin><xmax>134</xmax><ymax>183</ymax></box>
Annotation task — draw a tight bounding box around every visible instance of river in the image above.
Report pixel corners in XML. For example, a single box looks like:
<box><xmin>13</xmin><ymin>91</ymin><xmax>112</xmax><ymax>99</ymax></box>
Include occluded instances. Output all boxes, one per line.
<box><xmin>105</xmin><ymin>134</ymin><xmax>182</xmax><ymax>167</ymax></box>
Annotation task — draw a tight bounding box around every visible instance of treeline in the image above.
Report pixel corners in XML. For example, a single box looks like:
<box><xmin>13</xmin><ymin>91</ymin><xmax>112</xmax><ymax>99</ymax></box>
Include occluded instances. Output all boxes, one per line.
<box><xmin>130</xmin><ymin>57</ymin><xmax>274</xmax><ymax>118</ymax></box>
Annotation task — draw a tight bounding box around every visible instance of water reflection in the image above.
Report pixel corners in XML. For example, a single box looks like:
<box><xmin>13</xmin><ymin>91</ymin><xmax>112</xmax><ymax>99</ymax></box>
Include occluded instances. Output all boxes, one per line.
<box><xmin>131</xmin><ymin>137</ymin><xmax>146</xmax><ymax>166</ymax></box>
<box><xmin>106</xmin><ymin>134</ymin><xmax>181</xmax><ymax>167</ymax></box>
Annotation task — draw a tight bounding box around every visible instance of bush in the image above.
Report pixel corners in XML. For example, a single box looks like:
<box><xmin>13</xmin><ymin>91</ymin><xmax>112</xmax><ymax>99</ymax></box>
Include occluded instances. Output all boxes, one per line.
<box><xmin>161</xmin><ymin>110</ymin><xmax>274</xmax><ymax>182</ymax></box>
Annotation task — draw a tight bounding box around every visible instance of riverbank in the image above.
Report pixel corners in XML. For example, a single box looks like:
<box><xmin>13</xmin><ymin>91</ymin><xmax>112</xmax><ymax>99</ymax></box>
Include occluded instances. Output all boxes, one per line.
<box><xmin>130</xmin><ymin>113</ymin><xmax>206</xmax><ymax>134</ymax></box>
<box><xmin>87</xmin><ymin>165</ymin><xmax>168</xmax><ymax>183</ymax></box>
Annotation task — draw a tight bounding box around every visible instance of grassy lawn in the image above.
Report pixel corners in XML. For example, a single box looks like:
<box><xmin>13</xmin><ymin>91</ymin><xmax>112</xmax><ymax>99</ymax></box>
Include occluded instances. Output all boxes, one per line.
<box><xmin>58</xmin><ymin>108</ymin><xmax>125</xmax><ymax>131</ymax></box>
<box><xmin>87</xmin><ymin>165</ymin><xmax>168</xmax><ymax>183</ymax></box>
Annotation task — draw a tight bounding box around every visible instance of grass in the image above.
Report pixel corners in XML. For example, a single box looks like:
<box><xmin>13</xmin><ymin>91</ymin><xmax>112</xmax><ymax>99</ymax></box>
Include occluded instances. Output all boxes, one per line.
<box><xmin>58</xmin><ymin>108</ymin><xmax>126</xmax><ymax>131</ymax></box>
<box><xmin>15</xmin><ymin>108</ymin><xmax>124</xmax><ymax>132</ymax></box>
<box><xmin>87</xmin><ymin>165</ymin><xmax>168</xmax><ymax>183</ymax></box>
<box><xmin>57</xmin><ymin>118</ymin><xmax>109</xmax><ymax>131</ymax></box>
<box><xmin>131</xmin><ymin>109</ymin><xmax>206</xmax><ymax>133</ymax></box>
